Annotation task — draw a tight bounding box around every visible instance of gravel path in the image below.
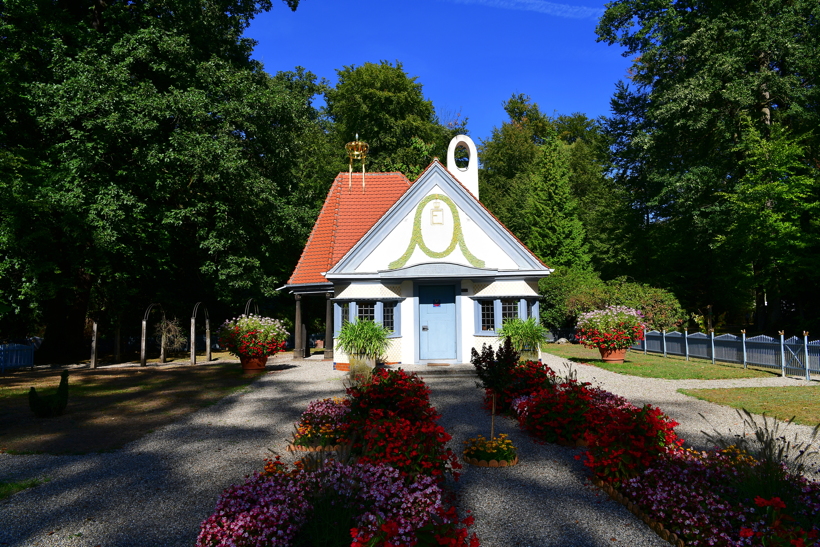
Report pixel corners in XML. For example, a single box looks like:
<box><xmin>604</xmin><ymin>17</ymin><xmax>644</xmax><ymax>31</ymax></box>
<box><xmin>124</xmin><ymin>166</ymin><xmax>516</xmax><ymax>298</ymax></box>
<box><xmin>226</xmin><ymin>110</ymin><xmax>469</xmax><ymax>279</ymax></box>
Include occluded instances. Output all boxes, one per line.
<box><xmin>1</xmin><ymin>355</ymin><xmax>817</xmax><ymax>547</ymax></box>
<box><xmin>0</xmin><ymin>360</ymin><xmax>350</xmax><ymax>547</ymax></box>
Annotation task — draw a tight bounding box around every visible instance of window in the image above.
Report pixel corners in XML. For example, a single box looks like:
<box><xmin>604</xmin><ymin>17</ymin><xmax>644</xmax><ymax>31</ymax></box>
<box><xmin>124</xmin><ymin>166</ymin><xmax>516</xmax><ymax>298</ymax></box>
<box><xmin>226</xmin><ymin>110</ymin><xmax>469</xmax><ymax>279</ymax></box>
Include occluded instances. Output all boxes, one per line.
<box><xmin>335</xmin><ymin>300</ymin><xmax>401</xmax><ymax>337</ymax></box>
<box><xmin>383</xmin><ymin>303</ymin><xmax>395</xmax><ymax>332</ymax></box>
<box><xmin>480</xmin><ymin>300</ymin><xmax>495</xmax><ymax>331</ymax></box>
<box><xmin>501</xmin><ymin>299</ymin><xmax>518</xmax><ymax>321</ymax></box>
<box><xmin>357</xmin><ymin>302</ymin><xmax>375</xmax><ymax>321</ymax></box>
<box><xmin>475</xmin><ymin>298</ymin><xmax>540</xmax><ymax>335</ymax></box>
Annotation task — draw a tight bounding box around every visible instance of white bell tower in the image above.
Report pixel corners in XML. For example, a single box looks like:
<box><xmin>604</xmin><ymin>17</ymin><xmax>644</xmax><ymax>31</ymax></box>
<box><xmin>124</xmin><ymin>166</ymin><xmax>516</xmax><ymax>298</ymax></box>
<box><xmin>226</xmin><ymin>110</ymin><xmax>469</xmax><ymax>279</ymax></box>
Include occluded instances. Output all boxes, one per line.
<box><xmin>446</xmin><ymin>135</ymin><xmax>479</xmax><ymax>199</ymax></box>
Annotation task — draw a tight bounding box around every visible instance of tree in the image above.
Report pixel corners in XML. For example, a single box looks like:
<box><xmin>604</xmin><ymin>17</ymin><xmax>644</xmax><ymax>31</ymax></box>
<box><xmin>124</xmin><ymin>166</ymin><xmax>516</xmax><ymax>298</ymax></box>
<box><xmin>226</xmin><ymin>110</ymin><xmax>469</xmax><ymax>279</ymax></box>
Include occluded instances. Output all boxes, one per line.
<box><xmin>597</xmin><ymin>0</ymin><xmax>820</xmax><ymax>330</ymax></box>
<box><xmin>520</xmin><ymin>137</ymin><xmax>591</xmax><ymax>270</ymax></box>
<box><xmin>325</xmin><ymin>61</ymin><xmax>465</xmax><ymax>180</ymax></box>
<box><xmin>0</xmin><ymin>0</ymin><xmax>313</xmax><ymax>359</ymax></box>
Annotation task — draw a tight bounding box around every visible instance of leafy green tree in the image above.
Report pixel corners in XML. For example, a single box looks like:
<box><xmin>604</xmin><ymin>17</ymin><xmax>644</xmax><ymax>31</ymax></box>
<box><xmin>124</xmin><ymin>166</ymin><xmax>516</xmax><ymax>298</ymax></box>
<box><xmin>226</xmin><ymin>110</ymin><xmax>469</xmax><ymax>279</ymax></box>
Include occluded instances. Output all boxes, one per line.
<box><xmin>597</xmin><ymin>0</ymin><xmax>820</xmax><ymax>330</ymax></box>
<box><xmin>325</xmin><ymin>61</ymin><xmax>464</xmax><ymax>180</ymax></box>
<box><xmin>0</xmin><ymin>0</ymin><xmax>312</xmax><ymax>359</ymax></box>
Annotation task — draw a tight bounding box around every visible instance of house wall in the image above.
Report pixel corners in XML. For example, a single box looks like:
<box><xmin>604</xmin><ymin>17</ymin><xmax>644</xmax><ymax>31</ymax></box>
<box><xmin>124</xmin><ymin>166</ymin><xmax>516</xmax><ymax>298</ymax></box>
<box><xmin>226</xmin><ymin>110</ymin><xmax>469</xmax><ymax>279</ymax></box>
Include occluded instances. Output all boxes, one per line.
<box><xmin>355</xmin><ymin>186</ymin><xmax>517</xmax><ymax>273</ymax></box>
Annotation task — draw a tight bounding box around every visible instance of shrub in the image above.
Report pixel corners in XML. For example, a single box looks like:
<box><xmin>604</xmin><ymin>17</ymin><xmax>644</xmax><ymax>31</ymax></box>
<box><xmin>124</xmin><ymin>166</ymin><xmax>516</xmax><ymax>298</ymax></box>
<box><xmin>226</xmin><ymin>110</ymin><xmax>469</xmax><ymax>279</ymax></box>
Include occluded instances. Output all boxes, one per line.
<box><xmin>336</xmin><ymin>319</ymin><xmax>392</xmax><ymax>361</ymax></box>
<box><xmin>497</xmin><ymin>317</ymin><xmax>548</xmax><ymax>357</ymax></box>
<box><xmin>470</xmin><ymin>338</ymin><xmax>520</xmax><ymax>395</ymax></box>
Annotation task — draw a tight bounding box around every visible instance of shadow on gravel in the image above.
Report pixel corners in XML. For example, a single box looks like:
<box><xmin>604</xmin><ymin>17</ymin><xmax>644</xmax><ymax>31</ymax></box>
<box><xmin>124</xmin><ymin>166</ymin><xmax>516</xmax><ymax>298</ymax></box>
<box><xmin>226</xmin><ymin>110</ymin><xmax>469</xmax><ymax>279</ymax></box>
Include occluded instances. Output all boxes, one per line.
<box><xmin>425</xmin><ymin>377</ymin><xmax>666</xmax><ymax>547</ymax></box>
<box><xmin>0</xmin><ymin>365</ymin><xmax>348</xmax><ymax>547</ymax></box>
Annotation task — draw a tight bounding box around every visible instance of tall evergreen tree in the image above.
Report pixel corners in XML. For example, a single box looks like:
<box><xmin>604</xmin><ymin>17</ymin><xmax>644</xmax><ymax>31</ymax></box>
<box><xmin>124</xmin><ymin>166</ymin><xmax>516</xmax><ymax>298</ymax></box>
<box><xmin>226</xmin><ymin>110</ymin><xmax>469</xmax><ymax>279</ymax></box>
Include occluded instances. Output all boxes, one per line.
<box><xmin>520</xmin><ymin>137</ymin><xmax>591</xmax><ymax>269</ymax></box>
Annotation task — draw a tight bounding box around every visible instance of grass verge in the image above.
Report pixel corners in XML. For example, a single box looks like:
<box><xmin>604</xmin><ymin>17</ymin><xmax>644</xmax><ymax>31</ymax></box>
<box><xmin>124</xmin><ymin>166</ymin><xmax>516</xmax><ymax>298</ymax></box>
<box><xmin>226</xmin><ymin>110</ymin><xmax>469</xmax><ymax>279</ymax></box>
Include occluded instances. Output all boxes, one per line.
<box><xmin>0</xmin><ymin>478</ymin><xmax>48</xmax><ymax>500</ymax></box>
<box><xmin>679</xmin><ymin>386</ymin><xmax>820</xmax><ymax>427</ymax></box>
<box><xmin>543</xmin><ymin>343</ymin><xmax>776</xmax><ymax>380</ymax></box>
<box><xmin>0</xmin><ymin>362</ymin><xmax>264</xmax><ymax>454</ymax></box>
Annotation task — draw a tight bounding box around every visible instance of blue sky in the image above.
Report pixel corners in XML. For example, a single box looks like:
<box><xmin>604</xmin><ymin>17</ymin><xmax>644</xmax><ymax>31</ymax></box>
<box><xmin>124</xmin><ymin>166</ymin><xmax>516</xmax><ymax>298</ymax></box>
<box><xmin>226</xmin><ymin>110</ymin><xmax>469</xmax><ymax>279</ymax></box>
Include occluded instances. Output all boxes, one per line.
<box><xmin>245</xmin><ymin>0</ymin><xmax>632</xmax><ymax>143</ymax></box>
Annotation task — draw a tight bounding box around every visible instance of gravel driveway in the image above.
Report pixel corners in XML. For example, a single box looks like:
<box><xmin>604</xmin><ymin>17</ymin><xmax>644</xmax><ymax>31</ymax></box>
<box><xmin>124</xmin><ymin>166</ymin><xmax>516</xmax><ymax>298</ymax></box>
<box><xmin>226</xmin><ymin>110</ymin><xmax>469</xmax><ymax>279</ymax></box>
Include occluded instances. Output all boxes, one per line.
<box><xmin>1</xmin><ymin>354</ymin><xmax>816</xmax><ymax>547</ymax></box>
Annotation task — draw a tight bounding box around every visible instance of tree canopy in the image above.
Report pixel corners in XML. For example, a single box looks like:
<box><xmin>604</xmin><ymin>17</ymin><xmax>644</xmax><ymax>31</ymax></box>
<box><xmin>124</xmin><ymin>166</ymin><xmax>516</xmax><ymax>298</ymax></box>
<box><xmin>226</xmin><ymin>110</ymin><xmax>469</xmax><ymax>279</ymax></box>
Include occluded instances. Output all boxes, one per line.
<box><xmin>597</xmin><ymin>0</ymin><xmax>820</xmax><ymax>331</ymax></box>
<box><xmin>0</xmin><ymin>0</ymin><xmax>314</xmax><ymax>358</ymax></box>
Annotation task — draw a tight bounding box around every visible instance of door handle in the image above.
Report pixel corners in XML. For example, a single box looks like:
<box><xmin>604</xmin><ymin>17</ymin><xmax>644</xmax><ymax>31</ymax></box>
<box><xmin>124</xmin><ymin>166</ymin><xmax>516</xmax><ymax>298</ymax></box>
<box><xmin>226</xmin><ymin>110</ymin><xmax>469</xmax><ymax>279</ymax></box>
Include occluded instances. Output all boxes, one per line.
<box><xmin>422</xmin><ymin>325</ymin><xmax>429</xmax><ymax>331</ymax></box>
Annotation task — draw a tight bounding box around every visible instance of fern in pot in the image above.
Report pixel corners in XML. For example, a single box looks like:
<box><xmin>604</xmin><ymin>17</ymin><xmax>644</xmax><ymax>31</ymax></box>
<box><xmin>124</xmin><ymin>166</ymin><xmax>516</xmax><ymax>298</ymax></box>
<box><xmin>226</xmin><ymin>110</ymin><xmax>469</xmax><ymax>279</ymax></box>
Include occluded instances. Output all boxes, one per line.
<box><xmin>336</xmin><ymin>319</ymin><xmax>392</xmax><ymax>368</ymax></box>
<box><xmin>497</xmin><ymin>317</ymin><xmax>548</xmax><ymax>362</ymax></box>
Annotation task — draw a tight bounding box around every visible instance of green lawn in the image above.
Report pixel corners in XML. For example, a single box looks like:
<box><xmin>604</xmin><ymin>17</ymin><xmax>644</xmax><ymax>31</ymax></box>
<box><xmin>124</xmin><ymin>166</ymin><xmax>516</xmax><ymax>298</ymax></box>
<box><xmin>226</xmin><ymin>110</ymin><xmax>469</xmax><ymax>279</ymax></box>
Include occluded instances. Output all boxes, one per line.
<box><xmin>679</xmin><ymin>386</ymin><xmax>820</xmax><ymax>427</ymax></box>
<box><xmin>543</xmin><ymin>343</ymin><xmax>776</xmax><ymax>380</ymax></box>
<box><xmin>0</xmin><ymin>478</ymin><xmax>47</xmax><ymax>500</ymax></box>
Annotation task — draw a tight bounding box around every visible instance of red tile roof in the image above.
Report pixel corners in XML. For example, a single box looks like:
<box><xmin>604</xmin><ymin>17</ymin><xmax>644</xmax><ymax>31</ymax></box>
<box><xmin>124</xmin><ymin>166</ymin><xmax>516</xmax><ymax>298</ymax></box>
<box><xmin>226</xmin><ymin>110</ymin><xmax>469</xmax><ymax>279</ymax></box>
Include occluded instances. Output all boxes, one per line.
<box><xmin>286</xmin><ymin>172</ymin><xmax>412</xmax><ymax>287</ymax></box>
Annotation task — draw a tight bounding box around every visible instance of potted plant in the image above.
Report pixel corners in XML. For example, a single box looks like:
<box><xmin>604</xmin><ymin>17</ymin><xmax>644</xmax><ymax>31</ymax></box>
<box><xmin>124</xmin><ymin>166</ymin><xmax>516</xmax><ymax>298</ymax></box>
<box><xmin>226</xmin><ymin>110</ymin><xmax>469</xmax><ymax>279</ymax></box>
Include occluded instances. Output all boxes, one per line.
<box><xmin>463</xmin><ymin>433</ymin><xmax>518</xmax><ymax>467</ymax></box>
<box><xmin>335</xmin><ymin>319</ymin><xmax>391</xmax><ymax>368</ymax></box>
<box><xmin>497</xmin><ymin>317</ymin><xmax>548</xmax><ymax>362</ymax></box>
<box><xmin>218</xmin><ymin>314</ymin><xmax>289</xmax><ymax>372</ymax></box>
<box><xmin>575</xmin><ymin>306</ymin><xmax>646</xmax><ymax>363</ymax></box>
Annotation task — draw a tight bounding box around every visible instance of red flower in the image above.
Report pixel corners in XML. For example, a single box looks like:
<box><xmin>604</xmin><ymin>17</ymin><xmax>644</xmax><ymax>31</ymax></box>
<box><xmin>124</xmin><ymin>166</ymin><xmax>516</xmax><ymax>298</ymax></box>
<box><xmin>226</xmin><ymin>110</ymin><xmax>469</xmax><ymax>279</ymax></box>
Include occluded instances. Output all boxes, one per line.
<box><xmin>739</xmin><ymin>527</ymin><xmax>754</xmax><ymax>538</ymax></box>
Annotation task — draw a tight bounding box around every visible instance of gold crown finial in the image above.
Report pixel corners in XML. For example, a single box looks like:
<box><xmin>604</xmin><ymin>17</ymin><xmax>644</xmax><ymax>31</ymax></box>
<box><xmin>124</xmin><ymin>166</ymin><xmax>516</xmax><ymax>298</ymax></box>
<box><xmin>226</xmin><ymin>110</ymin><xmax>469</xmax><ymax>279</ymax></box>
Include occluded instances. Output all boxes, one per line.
<box><xmin>346</xmin><ymin>135</ymin><xmax>369</xmax><ymax>191</ymax></box>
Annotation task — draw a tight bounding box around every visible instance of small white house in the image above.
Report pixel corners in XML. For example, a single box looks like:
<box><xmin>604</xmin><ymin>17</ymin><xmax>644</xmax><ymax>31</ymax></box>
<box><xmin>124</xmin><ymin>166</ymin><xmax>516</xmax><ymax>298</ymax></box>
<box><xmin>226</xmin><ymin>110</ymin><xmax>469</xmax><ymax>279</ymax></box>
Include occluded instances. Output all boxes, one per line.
<box><xmin>283</xmin><ymin>135</ymin><xmax>551</xmax><ymax>368</ymax></box>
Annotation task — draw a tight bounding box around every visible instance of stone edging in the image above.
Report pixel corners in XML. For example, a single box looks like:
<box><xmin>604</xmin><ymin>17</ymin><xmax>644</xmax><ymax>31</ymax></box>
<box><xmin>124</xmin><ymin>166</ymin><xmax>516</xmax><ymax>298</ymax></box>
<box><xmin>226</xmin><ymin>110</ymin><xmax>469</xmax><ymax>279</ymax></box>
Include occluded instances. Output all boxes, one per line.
<box><xmin>593</xmin><ymin>479</ymin><xmax>685</xmax><ymax>547</ymax></box>
<box><xmin>462</xmin><ymin>455</ymin><xmax>519</xmax><ymax>468</ymax></box>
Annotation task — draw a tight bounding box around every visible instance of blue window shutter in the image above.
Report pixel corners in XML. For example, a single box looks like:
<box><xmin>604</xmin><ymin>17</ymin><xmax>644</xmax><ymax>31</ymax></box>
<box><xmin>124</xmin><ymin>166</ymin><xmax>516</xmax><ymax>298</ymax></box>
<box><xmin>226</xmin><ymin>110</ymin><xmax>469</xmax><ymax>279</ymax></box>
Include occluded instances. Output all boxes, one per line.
<box><xmin>375</xmin><ymin>301</ymin><xmax>384</xmax><ymax>325</ymax></box>
<box><xmin>394</xmin><ymin>303</ymin><xmax>401</xmax><ymax>336</ymax></box>
<box><xmin>493</xmin><ymin>299</ymin><xmax>502</xmax><ymax>331</ymax></box>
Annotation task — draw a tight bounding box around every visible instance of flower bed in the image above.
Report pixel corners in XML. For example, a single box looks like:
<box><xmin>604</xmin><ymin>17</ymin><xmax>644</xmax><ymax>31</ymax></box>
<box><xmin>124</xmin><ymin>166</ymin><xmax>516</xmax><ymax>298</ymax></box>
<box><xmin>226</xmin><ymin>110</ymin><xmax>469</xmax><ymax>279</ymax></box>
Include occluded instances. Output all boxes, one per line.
<box><xmin>494</xmin><ymin>359</ymin><xmax>820</xmax><ymax>544</ymax></box>
<box><xmin>291</xmin><ymin>397</ymin><xmax>351</xmax><ymax>449</ymax></box>
<box><xmin>199</xmin><ymin>368</ymin><xmax>474</xmax><ymax>546</ymax></box>
<box><xmin>198</xmin><ymin>460</ymin><xmax>478</xmax><ymax>547</ymax></box>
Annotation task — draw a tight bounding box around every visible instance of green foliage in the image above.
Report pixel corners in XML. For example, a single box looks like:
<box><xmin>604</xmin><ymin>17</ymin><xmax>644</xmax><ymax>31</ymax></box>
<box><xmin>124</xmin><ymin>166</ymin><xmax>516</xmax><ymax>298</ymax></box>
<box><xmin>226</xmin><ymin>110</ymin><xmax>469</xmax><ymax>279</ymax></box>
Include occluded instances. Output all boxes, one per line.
<box><xmin>29</xmin><ymin>370</ymin><xmax>69</xmax><ymax>418</ymax></box>
<box><xmin>325</xmin><ymin>61</ymin><xmax>464</xmax><ymax>180</ymax></box>
<box><xmin>605</xmin><ymin>277</ymin><xmax>685</xmax><ymax>331</ymax></box>
<box><xmin>538</xmin><ymin>267</ymin><xmax>609</xmax><ymax>332</ymax></box>
<box><xmin>0</xmin><ymin>478</ymin><xmax>47</xmax><ymax>501</ymax></box>
<box><xmin>336</xmin><ymin>320</ymin><xmax>392</xmax><ymax>360</ymax></box>
<box><xmin>470</xmin><ymin>338</ymin><xmax>520</xmax><ymax>394</ymax></box>
<box><xmin>497</xmin><ymin>317</ymin><xmax>548</xmax><ymax>356</ymax></box>
<box><xmin>0</xmin><ymin>0</ymin><xmax>315</xmax><ymax>358</ymax></box>
<box><xmin>520</xmin><ymin>139</ymin><xmax>590</xmax><ymax>269</ymax></box>
<box><xmin>597</xmin><ymin>0</ymin><xmax>820</xmax><ymax>332</ymax></box>
<box><xmin>539</xmin><ymin>268</ymin><xmax>684</xmax><ymax>332</ymax></box>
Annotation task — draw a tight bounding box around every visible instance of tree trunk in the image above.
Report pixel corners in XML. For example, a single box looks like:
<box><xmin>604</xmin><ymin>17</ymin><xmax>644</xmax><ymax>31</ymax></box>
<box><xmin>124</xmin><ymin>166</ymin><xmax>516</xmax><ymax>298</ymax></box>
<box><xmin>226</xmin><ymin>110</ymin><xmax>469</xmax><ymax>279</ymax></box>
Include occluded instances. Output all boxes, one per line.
<box><xmin>37</xmin><ymin>275</ymin><xmax>92</xmax><ymax>364</ymax></box>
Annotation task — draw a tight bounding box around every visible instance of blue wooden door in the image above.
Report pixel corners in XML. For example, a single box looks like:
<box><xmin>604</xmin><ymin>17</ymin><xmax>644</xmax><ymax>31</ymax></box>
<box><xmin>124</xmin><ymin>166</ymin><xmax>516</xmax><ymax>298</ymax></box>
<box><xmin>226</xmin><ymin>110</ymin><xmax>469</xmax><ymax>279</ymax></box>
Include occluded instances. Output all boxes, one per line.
<box><xmin>419</xmin><ymin>285</ymin><xmax>456</xmax><ymax>360</ymax></box>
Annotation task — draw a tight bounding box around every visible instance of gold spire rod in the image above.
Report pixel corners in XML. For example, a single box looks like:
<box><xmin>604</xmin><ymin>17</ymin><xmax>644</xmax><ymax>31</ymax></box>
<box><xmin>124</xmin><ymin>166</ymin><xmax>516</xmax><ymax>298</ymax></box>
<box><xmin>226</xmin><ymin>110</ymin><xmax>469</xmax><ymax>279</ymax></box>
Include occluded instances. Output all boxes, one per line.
<box><xmin>345</xmin><ymin>134</ymin><xmax>369</xmax><ymax>191</ymax></box>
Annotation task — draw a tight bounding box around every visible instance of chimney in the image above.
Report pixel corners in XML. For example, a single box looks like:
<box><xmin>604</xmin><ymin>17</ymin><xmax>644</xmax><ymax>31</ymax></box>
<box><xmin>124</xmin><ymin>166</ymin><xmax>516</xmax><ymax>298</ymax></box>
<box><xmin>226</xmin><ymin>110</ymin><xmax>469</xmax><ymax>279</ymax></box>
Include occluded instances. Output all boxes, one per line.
<box><xmin>447</xmin><ymin>135</ymin><xmax>479</xmax><ymax>199</ymax></box>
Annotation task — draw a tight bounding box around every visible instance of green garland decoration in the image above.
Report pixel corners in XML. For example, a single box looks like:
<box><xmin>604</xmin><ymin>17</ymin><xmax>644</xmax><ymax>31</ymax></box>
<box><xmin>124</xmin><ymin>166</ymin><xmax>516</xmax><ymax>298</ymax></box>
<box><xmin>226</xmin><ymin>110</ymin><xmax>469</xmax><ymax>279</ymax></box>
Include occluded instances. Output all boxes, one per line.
<box><xmin>388</xmin><ymin>194</ymin><xmax>485</xmax><ymax>269</ymax></box>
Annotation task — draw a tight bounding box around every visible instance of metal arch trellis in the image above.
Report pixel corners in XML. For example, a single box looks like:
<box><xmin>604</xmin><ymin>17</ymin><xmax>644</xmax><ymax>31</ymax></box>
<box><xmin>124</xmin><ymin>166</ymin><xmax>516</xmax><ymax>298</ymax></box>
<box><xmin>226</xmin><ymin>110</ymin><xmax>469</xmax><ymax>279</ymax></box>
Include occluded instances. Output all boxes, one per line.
<box><xmin>190</xmin><ymin>302</ymin><xmax>212</xmax><ymax>366</ymax></box>
<box><xmin>141</xmin><ymin>303</ymin><xmax>165</xmax><ymax>367</ymax></box>
<box><xmin>244</xmin><ymin>298</ymin><xmax>260</xmax><ymax>317</ymax></box>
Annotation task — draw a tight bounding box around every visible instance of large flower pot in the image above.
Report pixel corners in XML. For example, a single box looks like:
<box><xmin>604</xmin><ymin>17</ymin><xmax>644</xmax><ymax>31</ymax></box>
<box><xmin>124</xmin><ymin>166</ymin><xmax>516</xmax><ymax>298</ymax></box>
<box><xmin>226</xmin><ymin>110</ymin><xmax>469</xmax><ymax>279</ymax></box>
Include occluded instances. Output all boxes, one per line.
<box><xmin>239</xmin><ymin>354</ymin><xmax>268</xmax><ymax>372</ymax></box>
<box><xmin>598</xmin><ymin>347</ymin><xmax>627</xmax><ymax>363</ymax></box>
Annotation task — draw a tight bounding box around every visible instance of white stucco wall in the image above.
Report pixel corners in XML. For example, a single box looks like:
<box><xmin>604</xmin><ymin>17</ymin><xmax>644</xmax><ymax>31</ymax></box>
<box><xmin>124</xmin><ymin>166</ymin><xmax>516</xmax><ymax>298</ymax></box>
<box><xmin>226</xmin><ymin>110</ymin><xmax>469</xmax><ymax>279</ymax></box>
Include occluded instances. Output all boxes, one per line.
<box><xmin>355</xmin><ymin>186</ymin><xmax>517</xmax><ymax>273</ymax></box>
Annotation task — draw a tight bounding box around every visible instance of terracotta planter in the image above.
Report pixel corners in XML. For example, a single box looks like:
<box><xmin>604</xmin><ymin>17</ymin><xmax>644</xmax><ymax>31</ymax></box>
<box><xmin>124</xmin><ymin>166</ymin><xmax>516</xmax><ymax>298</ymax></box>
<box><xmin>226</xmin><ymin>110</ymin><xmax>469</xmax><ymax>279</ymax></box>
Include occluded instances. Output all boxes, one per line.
<box><xmin>239</xmin><ymin>354</ymin><xmax>268</xmax><ymax>372</ymax></box>
<box><xmin>463</xmin><ymin>455</ymin><xmax>519</xmax><ymax>468</ymax></box>
<box><xmin>598</xmin><ymin>347</ymin><xmax>627</xmax><ymax>363</ymax></box>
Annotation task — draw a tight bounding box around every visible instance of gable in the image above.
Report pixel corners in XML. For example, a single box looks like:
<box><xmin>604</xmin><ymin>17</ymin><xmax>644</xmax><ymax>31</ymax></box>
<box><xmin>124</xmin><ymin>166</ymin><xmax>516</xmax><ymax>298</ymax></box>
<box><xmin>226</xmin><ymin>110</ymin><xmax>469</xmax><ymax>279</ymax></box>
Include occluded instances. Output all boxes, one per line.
<box><xmin>327</xmin><ymin>162</ymin><xmax>548</xmax><ymax>278</ymax></box>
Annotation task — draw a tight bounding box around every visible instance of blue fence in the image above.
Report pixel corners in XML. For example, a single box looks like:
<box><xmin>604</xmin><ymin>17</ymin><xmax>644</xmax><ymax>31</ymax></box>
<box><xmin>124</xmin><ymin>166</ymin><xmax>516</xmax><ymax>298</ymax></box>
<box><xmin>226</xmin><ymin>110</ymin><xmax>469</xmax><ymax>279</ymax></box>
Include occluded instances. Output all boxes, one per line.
<box><xmin>0</xmin><ymin>344</ymin><xmax>35</xmax><ymax>374</ymax></box>
<box><xmin>632</xmin><ymin>330</ymin><xmax>820</xmax><ymax>380</ymax></box>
